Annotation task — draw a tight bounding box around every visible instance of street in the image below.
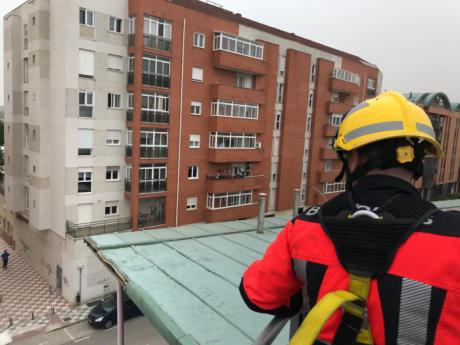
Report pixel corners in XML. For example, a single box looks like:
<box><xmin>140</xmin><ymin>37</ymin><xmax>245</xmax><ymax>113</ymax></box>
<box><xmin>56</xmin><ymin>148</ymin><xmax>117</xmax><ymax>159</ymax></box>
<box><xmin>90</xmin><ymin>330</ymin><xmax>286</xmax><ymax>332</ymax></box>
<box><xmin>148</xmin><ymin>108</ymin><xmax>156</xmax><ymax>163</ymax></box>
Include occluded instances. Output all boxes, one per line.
<box><xmin>14</xmin><ymin>317</ymin><xmax>168</xmax><ymax>345</ymax></box>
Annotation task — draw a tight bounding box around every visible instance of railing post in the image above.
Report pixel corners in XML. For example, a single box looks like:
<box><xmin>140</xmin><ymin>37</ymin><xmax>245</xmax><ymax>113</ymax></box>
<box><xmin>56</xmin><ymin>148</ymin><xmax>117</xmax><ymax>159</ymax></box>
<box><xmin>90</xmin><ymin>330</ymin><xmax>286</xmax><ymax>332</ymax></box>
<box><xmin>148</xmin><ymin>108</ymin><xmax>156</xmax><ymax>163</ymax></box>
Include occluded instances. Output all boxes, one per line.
<box><xmin>116</xmin><ymin>282</ymin><xmax>124</xmax><ymax>345</ymax></box>
<box><xmin>293</xmin><ymin>189</ymin><xmax>300</xmax><ymax>218</ymax></box>
<box><xmin>257</xmin><ymin>193</ymin><xmax>266</xmax><ymax>233</ymax></box>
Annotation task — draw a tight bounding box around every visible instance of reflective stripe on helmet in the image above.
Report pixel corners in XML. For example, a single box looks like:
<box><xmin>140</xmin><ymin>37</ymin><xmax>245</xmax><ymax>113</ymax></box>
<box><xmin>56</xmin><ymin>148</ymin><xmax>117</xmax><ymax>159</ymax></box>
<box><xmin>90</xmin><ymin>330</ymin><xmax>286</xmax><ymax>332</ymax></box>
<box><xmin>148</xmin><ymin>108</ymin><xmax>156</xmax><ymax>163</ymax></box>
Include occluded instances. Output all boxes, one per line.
<box><xmin>416</xmin><ymin>122</ymin><xmax>436</xmax><ymax>138</ymax></box>
<box><xmin>344</xmin><ymin>121</ymin><xmax>404</xmax><ymax>143</ymax></box>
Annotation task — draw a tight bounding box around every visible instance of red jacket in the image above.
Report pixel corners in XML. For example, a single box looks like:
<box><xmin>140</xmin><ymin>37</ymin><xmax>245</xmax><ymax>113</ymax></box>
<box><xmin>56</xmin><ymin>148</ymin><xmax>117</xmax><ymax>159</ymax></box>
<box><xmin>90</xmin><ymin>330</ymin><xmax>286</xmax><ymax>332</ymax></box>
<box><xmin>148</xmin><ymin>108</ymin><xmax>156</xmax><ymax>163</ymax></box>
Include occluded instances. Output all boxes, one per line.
<box><xmin>241</xmin><ymin>176</ymin><xmax>460</xmax><ymax>344</ymax></box>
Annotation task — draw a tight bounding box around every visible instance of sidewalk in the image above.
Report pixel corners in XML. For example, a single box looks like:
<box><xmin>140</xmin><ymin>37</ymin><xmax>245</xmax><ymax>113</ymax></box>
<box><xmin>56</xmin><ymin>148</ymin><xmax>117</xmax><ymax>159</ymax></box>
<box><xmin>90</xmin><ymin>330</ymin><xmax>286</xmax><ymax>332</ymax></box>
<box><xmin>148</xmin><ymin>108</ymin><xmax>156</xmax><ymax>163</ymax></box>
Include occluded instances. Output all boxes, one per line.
<box><xmin>0</xmin><ymin>238</ymin><xmax>90</xmax><ymax>338</ymax></box>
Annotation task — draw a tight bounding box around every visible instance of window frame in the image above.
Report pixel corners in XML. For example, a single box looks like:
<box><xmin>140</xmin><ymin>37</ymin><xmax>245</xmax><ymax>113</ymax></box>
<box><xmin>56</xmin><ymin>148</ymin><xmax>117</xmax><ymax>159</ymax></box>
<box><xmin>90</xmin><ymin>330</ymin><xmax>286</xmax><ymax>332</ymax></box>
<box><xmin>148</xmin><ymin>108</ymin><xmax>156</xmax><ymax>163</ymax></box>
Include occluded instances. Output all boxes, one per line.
<box><xmin>107</xmin><ymin>92</ymin><xmax>122</xmax><ymax>109</ymax></box>
<box><xmin>190</xmin><ymin>101</ymin><xmax>202</xmax><ymax>116</ymax></box>
<box><xmin>193</xmin><ymin>32</ymin><xmax>206</xmax><ymax>49</ymax></box>
<box><xmin>108</xmin><ymin>54</ymin><xmax>123</xmax><ymax>72</ymax></box>
<box><xmin>79</xmin><ymin>8</ymin><xmax>95</xmax><ymax>27</ymax></box>
<box><xmin>211</xmin><ymin>100</ymin><xmax>259</xmax><ymax>120</ymax></box>
<box><xmin>189</xmin><ymin>134</ymin><xmax>200</xmax><ymax>149</ymax></box>
<box><xmin>186</xmin><ymin>197</ymin><xmax>198</xmax><ymax>211</ymax></box>
<box><xmin>79</xmin><ymin>90</ymin><xmax>94</xmax><ymax>118</ymax></box>
<box><xmin>78</xmin><ymin>169</ymin><xmax>93</xmax><ymax>194</ymax></box>
<box><xmin>78</xmin><ymin>128</ymin><xmax>94</xmax><ymax>156</ymax></box>
<box><xmin>206</xmin><ymin>190</ymin><xmax>253</xmax><ymax>210</ymax></box>
<box><xmin>192</xmin><ymin>67</ymin><xmax>204</xmax><ymax>82</ymax></box>
<box><xmin>106</xmin><ymin>166</ymin><xmax>120</xmax><ymax>181</ymax></box>
<box><xmin>188</xmin><ymin>165</ymin><xmax>199</xmax><ymax>180</ymax></box>
<box><xmin>106</xmin><ymin>130</ymin><xmax>121</xmax><ymax>146</ymax></box>
<box><xmin>104</xmin><ymin>201</ymin><xmax>119</xmax><ymax>216</ymax></box>
<box><xmin>108</xmin><ymin>16</ymin><xmax>123</xmax><ymax>34</ymax></box>
<box><xmin>209</xmin><ymin>132</ymin><xmax>257</xmax><ymax>149</ymax></box>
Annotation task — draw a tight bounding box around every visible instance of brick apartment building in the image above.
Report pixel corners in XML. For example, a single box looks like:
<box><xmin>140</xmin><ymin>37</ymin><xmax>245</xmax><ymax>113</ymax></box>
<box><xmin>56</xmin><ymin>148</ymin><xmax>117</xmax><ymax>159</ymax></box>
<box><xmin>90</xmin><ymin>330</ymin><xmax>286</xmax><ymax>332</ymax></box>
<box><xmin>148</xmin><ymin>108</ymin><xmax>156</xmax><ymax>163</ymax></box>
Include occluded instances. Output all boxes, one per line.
<box><xmin>3</xmin><ymin>0</ymin><xmax>381</xmax><ymax>302</ymax></box>
<box><xmin>406</xmin><ymin>92</ymin><xmax>460</xmax><ymax>200</ymax></box>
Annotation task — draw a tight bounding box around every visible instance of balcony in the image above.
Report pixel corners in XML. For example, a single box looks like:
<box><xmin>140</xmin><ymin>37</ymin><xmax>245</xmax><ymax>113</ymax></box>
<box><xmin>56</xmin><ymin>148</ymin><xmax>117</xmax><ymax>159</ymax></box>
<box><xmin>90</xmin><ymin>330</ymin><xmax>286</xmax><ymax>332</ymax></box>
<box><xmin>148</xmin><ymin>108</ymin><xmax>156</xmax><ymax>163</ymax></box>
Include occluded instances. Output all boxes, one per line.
<box><xmin>321</xmin><ymin>148</ymin><xmax>337</xmax><ymax>160</ymax></box>
<box><xmin>204</xmin><ymin>203</ymin><xmax>258</xmax><ymax>223</ymax></box>
<box><xmin>143</xmin><ymin>34</ymin><xmax>171</xmax><ymax>52</ymax></box>
<box><xmin>330</xmin><ymin>78</ymin><xmax>361</xmax><ymax>95</ymax></box>
<box><xmin>142</xmin><ymin>73</ymin><xmax>170</xmax><ymax>89</ymax></box>
<box><xmin>125</xmin><ymin>179</ymin><xmax>167</xmax><ymax>194</ymax></box>
<box><xmin>327</xmin><ymin>102</ymin><xmax>352</xmax><ymax>114</ymax></box>
<box><xmin>128</xmin><ymin>34</ymin><xmax>135</xmax><ymax>47</ymax></box>
<box><xmin>210</xmin><ymin>84</ymin><xmax>265</xmax><ymax>105</ymax></box>
<box><xmin>323</xmin><ymin>125</ymin><xmax>338</xmax><ymax>137</ymax></box>
<box><xmin>213</xmin><ymin>50</ymin><xmax>266</xmax><ymax>75</ymax></box>
<box><xmin>126</xmin><ymin>110</ymin><xmax>169</xmax><ymax>124</ymax></box>
<box><xmin>209</xmin><ymin>148</ymin><xmax>264</xmax><ymax>163</ymax></box>
<box><xmin>317</xmin><ymin>171</ymin><xmax>340</xmax><ymax>183</ymax></box>
<box><xmin>209</xmin><ymin>116</ymin><xmax>265</xmax><ymax>133</ymax></box>
<box><xmin>207</xmin><ymin>175</ymin><xmax>264</xmax><ymax>193</ymax></box>
<box><xmin>128</xmin><ymin>71</ymin><xmax>134</xmax><ymax>85</ymax></box>
<box><xmin>66</xmin><ymin>217</ymin><xmax>132</xmax><ymax>239</ymax></box>
<box><xmin>140</xmin><ymin>147</ymin><xmax>168</xmax><ymax>159</ymax></box>
<box><xmin>138</xmin><ymin>197</ymin><xmax>165</xmax><ymax>228</ymax></box>
<box><xmin>126</xmin><ymin>146</ymin><xmax>132</xmax><ymax>157</ymax></box>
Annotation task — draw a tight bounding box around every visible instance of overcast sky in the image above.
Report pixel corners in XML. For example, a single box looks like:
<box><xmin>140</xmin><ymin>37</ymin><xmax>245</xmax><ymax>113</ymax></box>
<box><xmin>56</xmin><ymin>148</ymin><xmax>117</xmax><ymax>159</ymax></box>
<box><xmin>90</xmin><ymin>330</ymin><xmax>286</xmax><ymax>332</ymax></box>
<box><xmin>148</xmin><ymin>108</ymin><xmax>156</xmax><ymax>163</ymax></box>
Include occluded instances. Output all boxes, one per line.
<box><xmin>1</xmin><ymin>0</ymin><xmax>460</xmax><ymax>105</ymax></box>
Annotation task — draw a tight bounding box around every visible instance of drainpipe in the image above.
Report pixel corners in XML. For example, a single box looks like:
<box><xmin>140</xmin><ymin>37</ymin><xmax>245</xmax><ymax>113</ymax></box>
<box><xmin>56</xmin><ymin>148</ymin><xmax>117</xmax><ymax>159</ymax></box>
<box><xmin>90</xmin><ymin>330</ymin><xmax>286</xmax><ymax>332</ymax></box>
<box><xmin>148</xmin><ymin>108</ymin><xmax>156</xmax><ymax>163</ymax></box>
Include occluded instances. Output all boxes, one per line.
<box><xmin>116</xmin><ymin>282</ymin><xmax>124</xmax><ymax>345</ymax></box>
<box><xmin>175</xmin><ymin>19</ymin><xmax>186</xmax><ymax>227</ymax></box>
<box><xmin>257</xmin><ymin>193</ymin><xmax>266</xmax><ymax>233</ymax></box>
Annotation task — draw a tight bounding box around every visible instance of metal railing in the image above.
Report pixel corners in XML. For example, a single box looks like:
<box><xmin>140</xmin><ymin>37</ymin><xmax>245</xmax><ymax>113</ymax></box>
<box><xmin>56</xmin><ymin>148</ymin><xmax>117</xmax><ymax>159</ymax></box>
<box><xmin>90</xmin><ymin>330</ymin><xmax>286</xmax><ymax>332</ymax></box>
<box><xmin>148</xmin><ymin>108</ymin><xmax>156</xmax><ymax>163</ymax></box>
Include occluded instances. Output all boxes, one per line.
<box><xmin>125</xmin><ymin>179</ymin><xmax>167</xmax><ymax>194</ymax></box>
<box><xmin>127</xmin><ymin>110</ymin><xmax>169</xmax><ymax>124</ymax></box>
<box><xmin>66</xmin><ymin>217</ymin><xmax>132</xmax><ymax>239</ymax></box>
<box><xmin>142</xmin><ymin>73</ymin><xmax>170</xmax><ymax>88</ymax></box>
<box><xmin>143</xmin><ymin>34</ymin><xmax>171</xmax><ymax>51</ymax></box>
<box><xmin>140</xmin><ymin>146</ymin><xmax>168</xmax><ymax>159</ymax></box>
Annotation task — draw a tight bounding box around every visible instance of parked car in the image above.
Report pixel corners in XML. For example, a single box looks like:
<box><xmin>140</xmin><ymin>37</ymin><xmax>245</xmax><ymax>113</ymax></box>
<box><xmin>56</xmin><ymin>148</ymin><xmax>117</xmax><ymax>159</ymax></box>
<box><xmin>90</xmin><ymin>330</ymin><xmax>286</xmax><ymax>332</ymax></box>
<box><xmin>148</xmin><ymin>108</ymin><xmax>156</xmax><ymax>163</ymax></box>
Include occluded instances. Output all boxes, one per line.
<box><xmin>87</xmin><ymin>293</ymin><xmax>142</xmax><ymax>329</ymax></box>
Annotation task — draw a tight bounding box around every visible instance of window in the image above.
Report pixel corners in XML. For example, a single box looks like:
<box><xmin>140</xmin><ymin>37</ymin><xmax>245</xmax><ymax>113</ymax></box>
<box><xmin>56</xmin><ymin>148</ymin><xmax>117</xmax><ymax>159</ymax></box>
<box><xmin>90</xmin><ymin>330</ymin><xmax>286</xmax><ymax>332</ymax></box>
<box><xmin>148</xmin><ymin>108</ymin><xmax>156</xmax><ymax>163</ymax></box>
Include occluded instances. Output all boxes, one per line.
<box><xmin>79</xmin><ymin>90</ymin><xmax>94</xmax><ymax>117</ymax></box>
<box><xmin>236</xmin><ymin>73</ymin><xmax>253</xmax><ymax>89</ymax></box>
<box><xmin>275</xmin><ymin>111</ymin><xmax>282</xmax><ymax>130</ymax></box>
<box><xmin>109</xmin><ymin>16</ymin><xmax>123</xmax><ymax>33</ymax></box>
<box><xmin>367</xmin><ymin>78</ymin><xmax>376</xmax><ymax>90</ymax></box>
<box><xmin>308</xmin><ymin>90</ymin><xmax>314</xmax><ymax>107</ymax></box>
<box><xmin>79</xmin><ymin>49</ymin><xmax>94</xmax><ymax>78</ymax></box>
<box><xmin>188</xmin><ymin>165</ymin><xmax>199</xmax><ymax>179</ymax></box>
<box><xmin>189</xmin><ymin>134</ymin><xmax>200</xmax><ymax>148</ymax></box>
<box><xmin>78</xmin><ymin>169</ymin><xmax>93</xmax><ymax>193</ymax></box>
<box><xmin>192</xmin><ymin>67</ymin><xmax>203</xmax><ymax>82</ymax></box>
<box><xmin>141</xmin><ymin>93</ymin><xmax>169</xmax><ymax>113</ymax></box>
<box><xmin>24</xmin><ymin>187</ymin><xmax>29</xmax><ymax>211</ymax></box>
<box><xmin>108</xmin><ymin>54</ymin><xmax>122</xmax><ymax>71</ymax></box>
<box><xmin>272</xmin><ymin>173</ymin><xmax>277</xmax><ymax>182</ymax></box>
<box><xmin>278</xmin><ymin>55</ymin><xmax>286</xmax><ymax>76</ymax></box>
<box><xmin>325</xmin><ymin>160</ymin><xmax>332</xmax><ymax>172</ymax></box>
<box><xmin>105</xmin><ymin>202</ymin><xmax>118</xmax><ymax>216</ymax></box>
<box><xmin>106</xmin><ymin>130</ymin><xmax>121</xmax><ymax>145</ymax></box>
<box><xmin>23</xmin><ymin>24</ymin><xmax>28</xmax><ymax>50</ymax></box>
<box><xmin>24</xmin><ymin>91</ymin><xmax>29</xmax><ymax>116</ymax></box>
<box><xmin>142</xmin><ymin>54</ymin><xmax>171</xmax><ymax>88</ymax></box>
<box><xmin>332</xmin><ymin>68</ymin><xmax>360</xmax><ymax>85</ymax></box>
<box><xmin>23</xmin><ymin>58</ymin><xmax>28</xmax><ymax>83</ymax></box>
<box><xmin>78</xmin><ymin>129</ymin><xmax>93</xmax><ymax>155</ymax></box>
<box><xmin>193</xmin><ymin>32</ymin><xmax>205</xmax><ymax>48</ymax></box>
<box><xmin>311</xmin><ymin>64</ymin><xmax>316</xmax><ymax>83</ymax></box>
<box><xmin>329</xmin><ymin>114</ymin><xmax>342</xmax><ymax>127</ymax></box>
<box><xmin>24</xmin><ymin>155</ymin><xmax>29</xmax><ymax>177</ymax></box>
<box><xmin>331</xmin><ymin>93</ymin><xmax>339</xmax><ymax>103</ymax></box>
<box><xmin>128</xmin><ymin>17</ymin><xmax>136</xmax><ymax>34</ymax></box>
<box><xmin>143</xmin><ymin>15</ymin><xmax>172</xmax><ymax>51</ymax></box>
<box><xmin>128</xmin><ymin>56</ymin><xmax>135</xmax><ymax>72</ymax></box>
<box><xmin>32</xmin><ymin>17</ymin><xmax>36</xmax><ymax>25</ymax></box>
<box><xmin>24</xmin><ymin>124</ymin><xmax>29</xmax><ymax>148</ymax></box>
<box><xmin>211</xmin><ymin>100</ymin><xmax>258</xmax><ymax>119</ymax></box>
<box><xmin>107</xmin><ymin>93</ymin><xmax>122</xmax><ymax>109</ymax></box>
<box><xmin>106</xmin><ymin>166</ymin><xmax>119</xmax><ymax>181</ymax></box>
<box><xmin>307</xmin><ymin>114</ymin><xmax>312</xmax><ymax>132</ymax></box>
<box><xmin>213</xmin><ymin>32</ymin><xmax>263</xmax><ymax>60</ymax></box>
<box><xmin>32</xmin><ymin>55</ymin><xmax>36</xmax><ymax>64</ymax></box>
<box><xmin>326</xmin><ymin>138</ymin><xmax>334</xmax><ymax>149</ymax></box>
<box><xmin>190</xmin><ymin>101</ymin><xmax>202</xmax><ymax>115</ymax></box>
<box><xmin>79</xmin><ymin>8</ymin><xmax>94</xmax><ymax>27</ymax></box>
<box><xmin>209</xmin><ymin>132</ymin><xmax>257</xmax><ymax>149</ymax></box>
<box><xmin>127</xmin><ymin>94</ymin><xmax>134</xmax><ymax>110</ymax></box>
<box><xmin>353</xmin><ymin>97</ymin><xmax>360</xmax><ymax>105</ymax></box>
<box><xmin>139</xmin><ymin>164</ymin><xmax>167</xmax><ymax>193</ymax></box>
<box><xmin>140</xmin><ymin>129</ymin><xmax>168</xmax><ymax>158</ymax></box>
<box><xmin>323</xmin><ymin>182</ymin><xmax>346</xmax><ymax>194</ymax></box>
<box><xmin>207</xmin><ymin>190</ymin><xmax>253</xmax><ymax>210</ymax></box>
<box><xmin>186</xmin><ymin>197</ymin><xmax>198</xmax><ymax>210</ymax></box>
<box><xmin>277</xmin><ymin>83</ymin><xmax>284</xmax><ymax>104</ymax></box>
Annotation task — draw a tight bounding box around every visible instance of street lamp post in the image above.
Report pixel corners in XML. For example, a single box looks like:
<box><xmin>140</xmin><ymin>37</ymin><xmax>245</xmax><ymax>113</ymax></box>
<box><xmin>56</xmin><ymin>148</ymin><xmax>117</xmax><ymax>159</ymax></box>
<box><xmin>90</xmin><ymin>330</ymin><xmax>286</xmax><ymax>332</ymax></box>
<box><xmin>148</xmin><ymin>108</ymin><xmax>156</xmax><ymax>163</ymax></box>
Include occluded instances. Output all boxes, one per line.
<box><xmin>77</xmin><ymin>264</ymin><xmax>84</xmax><ymax>305</ymax></box>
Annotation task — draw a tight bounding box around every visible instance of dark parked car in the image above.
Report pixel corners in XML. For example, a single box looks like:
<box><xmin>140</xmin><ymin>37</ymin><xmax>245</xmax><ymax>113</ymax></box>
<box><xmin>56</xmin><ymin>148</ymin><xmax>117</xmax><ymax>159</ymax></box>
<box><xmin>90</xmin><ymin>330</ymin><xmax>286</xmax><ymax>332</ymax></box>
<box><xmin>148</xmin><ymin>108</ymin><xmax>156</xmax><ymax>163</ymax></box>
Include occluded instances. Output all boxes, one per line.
<box><xmin>87</xmin><ymin>293</ymin><xmax>142</xmax><ymax>329</ymax></box>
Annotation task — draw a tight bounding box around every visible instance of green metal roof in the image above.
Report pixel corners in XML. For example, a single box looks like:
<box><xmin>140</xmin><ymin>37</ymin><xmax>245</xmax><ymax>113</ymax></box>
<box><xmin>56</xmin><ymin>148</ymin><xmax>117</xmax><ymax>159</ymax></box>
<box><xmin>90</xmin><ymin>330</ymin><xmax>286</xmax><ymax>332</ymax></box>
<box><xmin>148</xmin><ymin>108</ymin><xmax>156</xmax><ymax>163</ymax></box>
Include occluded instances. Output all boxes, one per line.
<box><xmin>86</xmin><ymin>200</ymin><xmax>460</xmax><ymax>344</ymax></box>
<box><xmin>404</xmin><ymin>92</ymin><xmax>454</xmax><ymax>111</ymax></box>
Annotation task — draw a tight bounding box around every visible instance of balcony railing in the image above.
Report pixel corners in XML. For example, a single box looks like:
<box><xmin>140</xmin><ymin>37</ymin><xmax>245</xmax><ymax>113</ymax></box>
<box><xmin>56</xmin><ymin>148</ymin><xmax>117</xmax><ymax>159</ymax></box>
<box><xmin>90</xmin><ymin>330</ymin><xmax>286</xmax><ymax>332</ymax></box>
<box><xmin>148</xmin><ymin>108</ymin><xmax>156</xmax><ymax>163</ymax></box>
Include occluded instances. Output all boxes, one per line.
<box><xmin>66</xmin><ymin>217</ymin><xmax>132</xmax><ymax>239</ymax></box>
<box><xmin>125</xmin><ymin>179</ymin><xmax>167</xmax><ymax>194</ymax></box>
<box><xmin>142</xmin><ymin>73</ymin><xmax>170</xmax><ymax>88</ymax></box>
<box><xmin>128</xmin><ymin>71</ymin><xmax>134</xmax><ymax>85</ymax></box>
<box><xmin>140</xmin><ymin>146</ymin><xmax>168</xmax><ymax>159</ymax></box>
<box><xmin>128</xmin><ymin>34</ymin><xmax>135</xmax><ymax>47</ymax></box>
<box><xmin>126</xmin><ymin>110</ymin><xmax>169</xmax><ymax>124</ymax></box>
<box><xmin>126</xmin><ymin>146</ymin><xmax>132</xmax><ymax>157</ymax></box>
<box><xmin>143</xmin><ymin>34</ymin><xmax>171</xmax><ymax>51</ymax></box>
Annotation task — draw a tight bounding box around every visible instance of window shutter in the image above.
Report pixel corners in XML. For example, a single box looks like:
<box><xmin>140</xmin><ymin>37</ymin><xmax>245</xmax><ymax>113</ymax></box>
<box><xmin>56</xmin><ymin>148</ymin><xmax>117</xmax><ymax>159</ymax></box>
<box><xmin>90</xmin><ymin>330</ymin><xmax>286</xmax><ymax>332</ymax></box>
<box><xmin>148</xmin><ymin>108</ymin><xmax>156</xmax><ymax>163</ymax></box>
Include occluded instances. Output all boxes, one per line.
<box><xmin>107</xmin><ymin>130</ymin><xmax>121</xmax><ymax>141</ymax></box>
<box><xmin>79</xmin><ymin>49</ymin><xmax>95</xmax><ymax>77</ymax></box>
<box><xmin>79</xmin><ymin>129</ymin><xmax>94</xmax><ymax>148</ymax></box>
<box><xmin>108</xmin><ymin>54</ymin><xmax>122</xmax><ymax>71</ymax></box>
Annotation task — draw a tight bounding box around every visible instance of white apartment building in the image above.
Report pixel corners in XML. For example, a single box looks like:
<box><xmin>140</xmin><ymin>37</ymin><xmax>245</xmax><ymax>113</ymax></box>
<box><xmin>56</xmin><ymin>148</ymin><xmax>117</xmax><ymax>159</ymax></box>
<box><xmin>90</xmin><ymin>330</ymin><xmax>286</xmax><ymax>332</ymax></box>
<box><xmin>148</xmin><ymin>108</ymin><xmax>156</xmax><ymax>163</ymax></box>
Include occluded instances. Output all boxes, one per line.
<box><xmin>3</xmin><ymin>0</ymin><xmax>130</xmax><ymax>303</ymax></box>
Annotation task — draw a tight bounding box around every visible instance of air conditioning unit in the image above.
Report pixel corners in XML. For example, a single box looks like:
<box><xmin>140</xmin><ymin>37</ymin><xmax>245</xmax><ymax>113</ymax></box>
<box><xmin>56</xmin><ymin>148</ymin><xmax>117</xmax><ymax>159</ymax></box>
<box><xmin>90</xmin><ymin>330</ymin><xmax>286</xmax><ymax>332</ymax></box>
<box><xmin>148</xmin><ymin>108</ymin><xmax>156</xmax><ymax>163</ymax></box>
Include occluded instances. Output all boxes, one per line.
<box><xmin>255</xmin><ymin>142</ymin><xmax>262</xmax><ymax>149</ymax></box>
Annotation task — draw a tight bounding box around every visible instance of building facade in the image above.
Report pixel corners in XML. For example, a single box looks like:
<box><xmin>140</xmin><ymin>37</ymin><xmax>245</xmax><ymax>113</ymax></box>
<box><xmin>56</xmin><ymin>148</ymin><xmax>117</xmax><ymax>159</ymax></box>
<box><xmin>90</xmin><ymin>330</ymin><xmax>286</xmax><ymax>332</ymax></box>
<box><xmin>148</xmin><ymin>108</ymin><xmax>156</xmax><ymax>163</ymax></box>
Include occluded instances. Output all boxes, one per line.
<box><xmin>406</xmin><ymin>92</ymin><xmax>460</xmax><ymax>200</ymax></box>
<box><xmin>3</xmin><ymin>0</ymin><xmax>381</xmax><ymax>302</ymax></box>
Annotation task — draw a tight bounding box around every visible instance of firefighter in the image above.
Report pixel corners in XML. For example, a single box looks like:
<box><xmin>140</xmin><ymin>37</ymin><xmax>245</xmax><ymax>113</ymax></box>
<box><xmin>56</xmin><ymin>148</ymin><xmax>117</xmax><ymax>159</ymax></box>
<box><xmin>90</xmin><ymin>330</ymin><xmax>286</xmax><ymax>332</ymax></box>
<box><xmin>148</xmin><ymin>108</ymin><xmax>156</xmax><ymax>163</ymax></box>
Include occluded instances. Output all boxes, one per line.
<box><xmin>240</xmin><ymin>91</ymin><xmax>460</xmax><ymax>345</ymax></box>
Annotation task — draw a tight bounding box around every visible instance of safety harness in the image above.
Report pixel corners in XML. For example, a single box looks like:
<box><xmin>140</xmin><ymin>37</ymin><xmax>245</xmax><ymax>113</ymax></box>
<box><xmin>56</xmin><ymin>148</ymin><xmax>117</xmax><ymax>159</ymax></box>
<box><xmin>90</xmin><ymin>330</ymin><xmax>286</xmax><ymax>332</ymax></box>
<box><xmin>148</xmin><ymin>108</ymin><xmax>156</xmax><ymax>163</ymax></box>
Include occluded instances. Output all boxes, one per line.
<box><xmin>289</xmin><ymin>193</ymin><xmax>440</xmax><ymax>345</ymax></box>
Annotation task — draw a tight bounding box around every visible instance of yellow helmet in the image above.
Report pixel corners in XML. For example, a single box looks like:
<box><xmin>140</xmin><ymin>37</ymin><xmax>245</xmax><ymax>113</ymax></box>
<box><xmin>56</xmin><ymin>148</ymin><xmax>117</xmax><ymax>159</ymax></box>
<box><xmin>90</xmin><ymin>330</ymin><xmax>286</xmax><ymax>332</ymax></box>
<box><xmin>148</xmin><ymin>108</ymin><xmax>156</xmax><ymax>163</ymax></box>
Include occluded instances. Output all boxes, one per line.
<box><xmin>334</xmin><ymin>91</ymin><xmax>443</xmax><ymax>158</ymax></box>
